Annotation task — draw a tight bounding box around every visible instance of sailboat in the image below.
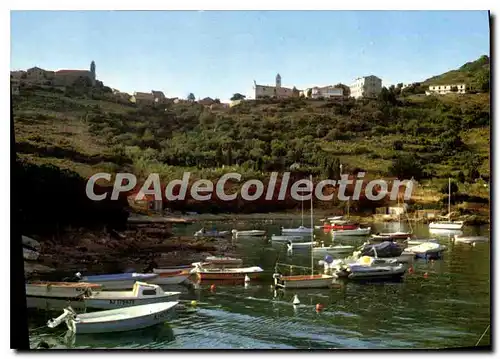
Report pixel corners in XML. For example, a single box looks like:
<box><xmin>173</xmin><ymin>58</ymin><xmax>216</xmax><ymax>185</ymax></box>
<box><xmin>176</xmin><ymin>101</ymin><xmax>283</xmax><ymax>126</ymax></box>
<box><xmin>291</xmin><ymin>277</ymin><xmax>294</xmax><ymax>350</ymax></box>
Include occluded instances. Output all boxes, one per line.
<box><xmin>429</xmin><ymin>178</ymin><xmax>464</xmax><ymax>230</ymax></box>
<box><xmin>281</xmin><ymin>187</ymin><xmax>313</xmax><ymax>235</ymax></box>
<box><xmin>274</xmin><ymin>175</ymin><xmax>335</xmax><ymax>289</ymax></box>
<box><xmin>331</xmin><ymin>199</ymin><xmax>371</xmax><ymax>238</ymax></box>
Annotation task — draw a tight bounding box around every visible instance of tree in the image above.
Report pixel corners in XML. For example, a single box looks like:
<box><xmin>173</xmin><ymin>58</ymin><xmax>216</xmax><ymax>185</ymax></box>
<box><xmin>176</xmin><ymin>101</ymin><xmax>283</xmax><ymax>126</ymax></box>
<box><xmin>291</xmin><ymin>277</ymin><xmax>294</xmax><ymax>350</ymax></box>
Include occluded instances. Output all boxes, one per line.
<box><xmin>226</xmin><ymin>147</ymin><xmax>233</xmax><ymax>166</ymax></box>
<box><xmin>215</xmin><ymin>147</ymin><xmax>224</xmax><ymax>167</ymax></box>
<box><xmin>292</xmin><ymin>86</ymin><xmax>300</xmax><ymax>97</ymax></box>
<box><xmin>457</xmin><ymin>171</ymin><xmax>465</xmax><ymax>184</ymax></box>
<box><xmin>307</xmin><ymin>88</ymin><xmax>312</xmax><ymax>98</ymax></box>
<box><xmin>440</xmin><ymin>181</ymin><xmax>458</xmax><ymax>195</ymax></box>
<box><xmin>187</xmin><ymin>93</ymin><xmax>195</xmax><ymax>101</ymax></box>
<box><xmin>393</xmin><ymin>140</ymin><xmax>404</xmax><ymax>151</ymax></box>
<box><xmin>334</xmin><ymin>83</ymin><xmax>350</xmax><ymax>97</ymax></box>
<box><xmin>231</xmin><ymin>93</ymin><xmax>246</xmax><ymax>101</ymax></box>
<box><xmin>214</xmin><ymin>98</ymin><xmax>221</xmax><ymax>104</ymax></box>
<box><xmin>389</xmin><ymin>155</ymin><xmax>423</xmax><ymax>180</ymax></box>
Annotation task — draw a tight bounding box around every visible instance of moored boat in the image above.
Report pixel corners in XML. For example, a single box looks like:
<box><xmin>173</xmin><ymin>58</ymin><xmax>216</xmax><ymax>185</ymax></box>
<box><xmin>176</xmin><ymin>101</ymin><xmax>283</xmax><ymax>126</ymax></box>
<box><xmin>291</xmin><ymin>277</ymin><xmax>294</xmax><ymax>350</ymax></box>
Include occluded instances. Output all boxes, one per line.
<box><xmin>358</xmin><ymin>241</ymin><xmax>404</xmax><ymax>258</ymax></box>
<box><xmin>273</xmin><ymin>273</ymin><xmax>334</xmax><ymax>289</ymax></box>
<box><xmin>84</xmin><ymin>282</ymin><xmax>180</xmax><ymax>309</ymax></box>
<box><xmin>231</xmin><ymin>229</ymin><xmax>266</xmax><ymax>238</ymax></box>
<box><xmin>191</xmin><ymin>262</ymin><xmax>264</xmax><ymax>281</ymax></box>
<box><xmin>287</xmin><ymin>241</ymin><xmax>315</xmax><ymax>251</ymax></box>
<box><xmin>403</xmin><ymin>242</ymin><xmax>447</xmax><ymax>260</ymax></box>
<box><xmin>332</xmin><ymin>227</ymin><xmax>371</xmax><ymax>237</ymax></box>
<box><xmin>152</xmin><ymin>265</ymin><xmax>193</xmax><ymax>274</ymax></box>
<box><xmin>330</xmin><ymin>256</ymin><xmax>407</xmax><ymax>280</ymax></box>
<box><xmin>47</xmin><ymin>302</ymin><xmax>179</xmax><ymax>334</ymax></box>
<box><xmin>150</xmin><ymin>270</ymin><xmax>191</xmax><ymax>285</ymax></box>
<box><xmin>76</xmin><ymin>273</ymin><xmax>159</xmax><ymax>290</ymax></box>
<box><xmin>271</xmin><ymin>235</ymin><xmax>306</xmax><ymax>242</ymax></box>
<box><xmin>312</xmin><ymin>244</ymin><xmax>355</xmax><ymax>255</ymax></box>
<box><xmin>428</xmin><ymin>178</ymin><xmax>464</xmax><ymax>231</ymax></box>
<box><xmin>453</xmin><ymin>235</ymin><xmax>489</xmax><ymax>245</ymax></box>
<box><xmin>281</xmin><ymin>225</ymin><xmax>313</xmax><ymax>235</ymax></box>
<box><xmin>26</xmin><ymin>282</ymin><xmax>102</xmax><ymax>299</ymax></box>
<box><xmin>370</xmin><ymin>231</ymin><xmax>412</xmax><ymax>242</ymax></box>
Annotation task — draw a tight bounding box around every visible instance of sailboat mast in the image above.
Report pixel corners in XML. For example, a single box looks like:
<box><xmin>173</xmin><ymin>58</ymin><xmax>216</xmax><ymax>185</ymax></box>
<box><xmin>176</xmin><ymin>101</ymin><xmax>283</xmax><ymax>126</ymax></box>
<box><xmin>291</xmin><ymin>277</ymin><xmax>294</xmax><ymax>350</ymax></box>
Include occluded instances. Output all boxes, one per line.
<box><xmin>310</xmin><ymin>174</ymin><xmax>314</xmax><ymax>276</ymax></box>
<box><xmin>448</xmin><ymin>177</ymin><xmax>451</xmax><ymax>216</ymax></box>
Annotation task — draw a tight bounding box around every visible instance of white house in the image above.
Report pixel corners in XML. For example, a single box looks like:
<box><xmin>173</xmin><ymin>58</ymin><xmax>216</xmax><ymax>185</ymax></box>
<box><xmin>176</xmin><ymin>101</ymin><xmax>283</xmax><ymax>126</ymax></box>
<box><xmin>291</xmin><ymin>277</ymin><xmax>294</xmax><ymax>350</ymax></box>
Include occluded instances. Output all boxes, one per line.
<box><xmin>425</xmin><ymin>84</ymin><xmax>467</xmax><ymax>96</ymax></box>
<box><xmin>349</xmin><ymin>75</ymin><xmax>382</xmax><ymax>99</ymax></box>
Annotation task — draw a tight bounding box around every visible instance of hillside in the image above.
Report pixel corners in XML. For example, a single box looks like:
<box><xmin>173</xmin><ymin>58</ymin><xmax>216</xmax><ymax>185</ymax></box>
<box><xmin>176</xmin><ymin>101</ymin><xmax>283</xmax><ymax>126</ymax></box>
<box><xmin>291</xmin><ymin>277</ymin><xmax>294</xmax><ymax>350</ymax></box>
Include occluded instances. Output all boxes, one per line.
<box><xmin>13</xmin><ymin>76</ymin><xmax>490</xmax><ymax>214</ymax></box>
<box><xmin>423</xmin><ymin>55</ymin><xmax>490</xmax><ymax>89</ymax></box>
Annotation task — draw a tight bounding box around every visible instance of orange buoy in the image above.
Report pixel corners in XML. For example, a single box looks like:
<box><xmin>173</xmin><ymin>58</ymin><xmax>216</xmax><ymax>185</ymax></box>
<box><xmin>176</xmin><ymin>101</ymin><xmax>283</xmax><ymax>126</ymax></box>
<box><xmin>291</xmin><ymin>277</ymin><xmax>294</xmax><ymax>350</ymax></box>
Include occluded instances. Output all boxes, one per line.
<box><xmin>210</xmin><ymin>284</ymin><xmax>216</xmax><ymax>291</ymax></box>
<box><xmin>316</xmin><ymin>303</ymin><xmax>324</xmax><ymax>312</ymax></box>
<box><xmin>423</xmin><ymin>272</ymin><xmax>428</xmax><ymax>279</ymax></box>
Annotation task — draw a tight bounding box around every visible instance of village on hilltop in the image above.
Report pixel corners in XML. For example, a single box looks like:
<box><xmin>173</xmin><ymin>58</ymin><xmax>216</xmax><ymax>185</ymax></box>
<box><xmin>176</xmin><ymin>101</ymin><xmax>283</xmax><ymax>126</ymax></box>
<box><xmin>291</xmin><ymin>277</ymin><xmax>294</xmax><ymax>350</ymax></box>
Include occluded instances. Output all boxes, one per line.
<box><xmin>11</xmin><ymin>61</ymin><xmax>471</xmax><ymax>108</ymax></box>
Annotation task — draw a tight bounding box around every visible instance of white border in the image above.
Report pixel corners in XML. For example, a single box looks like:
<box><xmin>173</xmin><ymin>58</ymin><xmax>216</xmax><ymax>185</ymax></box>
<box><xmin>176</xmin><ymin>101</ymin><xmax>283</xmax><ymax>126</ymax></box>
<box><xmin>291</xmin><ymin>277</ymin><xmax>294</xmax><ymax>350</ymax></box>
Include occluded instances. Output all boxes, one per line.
<box><xmin>3</xmin><ymin>1</ymin><xmax>496</xmax><ymax>357</ymax></box>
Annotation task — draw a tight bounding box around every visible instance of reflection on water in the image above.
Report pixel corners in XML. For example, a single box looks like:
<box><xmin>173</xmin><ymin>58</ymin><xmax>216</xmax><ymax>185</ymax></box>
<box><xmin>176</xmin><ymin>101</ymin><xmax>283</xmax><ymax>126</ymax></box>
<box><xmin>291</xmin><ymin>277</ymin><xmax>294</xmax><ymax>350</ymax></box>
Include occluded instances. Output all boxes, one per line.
<box><xmin>28</xmin><ymin>219</ymin><xmax>491</xmax><ymax>349</ymax></box>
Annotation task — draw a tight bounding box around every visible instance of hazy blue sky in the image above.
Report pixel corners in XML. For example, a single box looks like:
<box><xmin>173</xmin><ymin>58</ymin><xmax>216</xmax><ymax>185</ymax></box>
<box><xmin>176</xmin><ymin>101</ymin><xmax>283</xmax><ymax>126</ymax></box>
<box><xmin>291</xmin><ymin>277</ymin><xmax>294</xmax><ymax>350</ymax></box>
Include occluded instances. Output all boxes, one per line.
<box><xmin>11</xmin><ymin>10</ymin><xmax>490</xmax><ymax>101</ymax></box>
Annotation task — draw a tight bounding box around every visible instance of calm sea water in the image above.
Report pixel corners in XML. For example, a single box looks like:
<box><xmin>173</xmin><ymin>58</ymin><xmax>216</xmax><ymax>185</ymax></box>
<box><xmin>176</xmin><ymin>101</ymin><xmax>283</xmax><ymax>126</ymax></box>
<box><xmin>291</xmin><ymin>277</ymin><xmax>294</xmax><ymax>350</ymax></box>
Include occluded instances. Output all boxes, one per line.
<box><xmin>27</xmin><ymin>218</ymin><xmax>491</xmax><ymax>349</ymax></box>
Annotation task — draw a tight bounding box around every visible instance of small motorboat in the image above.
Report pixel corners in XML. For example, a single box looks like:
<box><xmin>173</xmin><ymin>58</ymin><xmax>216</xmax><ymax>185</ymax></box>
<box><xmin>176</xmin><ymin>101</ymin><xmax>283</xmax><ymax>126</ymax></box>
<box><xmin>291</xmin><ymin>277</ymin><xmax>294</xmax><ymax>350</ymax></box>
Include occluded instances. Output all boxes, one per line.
<box><xmin>281</xmin><ymin>226</ymin><xmax>313</xmax><ymax>235</ymax></box>
<box><xmin>47</xmin><ymin>302</ymin><xmax>179</xmax><ymax>334</ymax></box>
<box><xmin>273</xmin><ymin>273</ymin><xmax>334</xmax><ymax>289</ymax></box>
<box><xmin>271</xmin><ymin>235</ymin><xmax>306</xmax><ymax>242</ymax></box>
<box><xmin>84</xmin><ymin>282</ymin><xmax>181</xmax><ymax>309</ymax></box>
<box><xmin>428</xmin><ymin>221</ymin><xmax>464</xmax><ymax>230</ymax></box>
<box><xmin>406</xmin><ymin>238</ymin><xmax>439</xmax><ymax>246</ymax></box>
<box><xmin>194</xmin><ymin>229</ymin><xmax>230</xmax><ymax>238</ymax></box>
<box><xmin>26</xmin><ymin>282</ymin><xmax>102</xmax><ymax>299</ymax></box>
<box><xmin>231</xmin><ymin>229</ymin><xmax>266</xmax><ymax>238</ymax></box>
<box><xmin>191</xmin><ymin>262</ymin><xmax>263</xmax><ymax>281</ymax></box>
<box><xmin>403</xmin><ymin>242</ymin><xmax>447</xmax><ymax>260</ymax></box>
<box><xmin>453</xmin><ymin>235</ymin><xmax>489</xmax><ymax>245</ymax></box>
<box><xmin>429</xmin><ymin>228</ymin><xmax>463</xmax><ymax>237</ymax></box>
<box><xmin>287</xmin><ymin>241</ymin><xmax>315</xmax><ymax>251</ymax></box>
<box><xmin>332</xmin><ymin>227</ymin><xmax>371</xmax><ymax>237</ymax></box>
<box><xmin>204</xmin><ymin>256</ymin><xmax>243</xmax><ymax>268</ymax></box>
<box><xmin>76</xmin><ymin>273</ymin><xmax>159</xmax><ymax>290</ymax></box>
<box><xmin>312</xmin><ymin>243</ymin><xmax>355</xmax><ymax>255</ymax></box>
<box><xmin>370</xmin><ymin>231</ymin><xmax>412</xmax><ymax>242</ymax></box>
<box><xmin>331</xmin><ymin>256</ymin><xmax>407</xmax><ymax>280</ymax></box>
<box><xmin>150</xmin><ymin>269</ymin><xmax>191</xmax><ymax>285</ymax></box>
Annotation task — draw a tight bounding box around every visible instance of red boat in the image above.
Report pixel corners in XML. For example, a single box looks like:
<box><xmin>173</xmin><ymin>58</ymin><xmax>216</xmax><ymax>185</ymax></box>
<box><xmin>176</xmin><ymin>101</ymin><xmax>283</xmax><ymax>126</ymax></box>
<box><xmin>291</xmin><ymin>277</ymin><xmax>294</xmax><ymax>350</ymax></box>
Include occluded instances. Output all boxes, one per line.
<box><xmin>323</xmin><ymin>223</ymin><xmax>359</xmax><ymax>231</ymax></box>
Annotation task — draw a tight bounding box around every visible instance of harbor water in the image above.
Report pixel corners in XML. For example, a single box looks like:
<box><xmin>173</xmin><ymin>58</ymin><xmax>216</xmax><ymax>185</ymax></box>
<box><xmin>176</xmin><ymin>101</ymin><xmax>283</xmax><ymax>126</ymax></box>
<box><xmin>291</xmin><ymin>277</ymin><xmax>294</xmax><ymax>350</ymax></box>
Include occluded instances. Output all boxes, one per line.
<box><xmin>27</xmin><ymin>219</ymin><xmax>491</xmax><ymax>349</ymax></box>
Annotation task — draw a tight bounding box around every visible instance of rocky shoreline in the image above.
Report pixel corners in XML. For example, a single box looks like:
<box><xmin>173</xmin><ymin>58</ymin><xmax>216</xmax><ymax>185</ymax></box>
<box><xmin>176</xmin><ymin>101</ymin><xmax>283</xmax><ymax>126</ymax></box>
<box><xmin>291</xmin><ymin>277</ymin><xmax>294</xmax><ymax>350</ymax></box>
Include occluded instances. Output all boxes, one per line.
<box><xmin>23</xmin><ymin>224</ymin><xmax>237</xmax><ymax>280</ymax></box>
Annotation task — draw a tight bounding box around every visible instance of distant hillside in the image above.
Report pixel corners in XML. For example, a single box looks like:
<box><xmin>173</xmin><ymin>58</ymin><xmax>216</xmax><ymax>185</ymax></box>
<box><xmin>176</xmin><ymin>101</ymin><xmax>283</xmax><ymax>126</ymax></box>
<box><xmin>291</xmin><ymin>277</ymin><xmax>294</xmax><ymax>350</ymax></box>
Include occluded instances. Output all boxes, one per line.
<box><xmin>423</xmin><ymin>55</ymin><xmax>490</xmax><ymax>89</ymax></box>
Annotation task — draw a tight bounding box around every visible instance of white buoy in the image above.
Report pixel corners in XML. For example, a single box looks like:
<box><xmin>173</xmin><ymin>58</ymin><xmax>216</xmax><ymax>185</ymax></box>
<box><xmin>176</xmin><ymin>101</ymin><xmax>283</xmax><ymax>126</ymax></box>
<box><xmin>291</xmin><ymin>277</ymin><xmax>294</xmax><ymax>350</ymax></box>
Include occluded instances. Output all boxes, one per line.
<box><xmin>292</xmin><ymin>294</ymin><xmax>300</xmax><ymax>305</ymax></box>
<box><xmin>244</xmin><ymin>275</ymin><xmax>250</xmax><ymax>283</ymax></box>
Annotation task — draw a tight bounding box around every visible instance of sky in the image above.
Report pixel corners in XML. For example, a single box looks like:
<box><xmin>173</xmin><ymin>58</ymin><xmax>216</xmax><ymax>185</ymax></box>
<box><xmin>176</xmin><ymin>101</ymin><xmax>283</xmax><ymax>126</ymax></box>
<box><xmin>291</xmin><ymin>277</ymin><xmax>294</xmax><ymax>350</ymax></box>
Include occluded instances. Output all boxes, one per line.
<box><xmin>11</xmin><ymin>10</ymin><xmax>490</xmax><ymax>102</ymax></box>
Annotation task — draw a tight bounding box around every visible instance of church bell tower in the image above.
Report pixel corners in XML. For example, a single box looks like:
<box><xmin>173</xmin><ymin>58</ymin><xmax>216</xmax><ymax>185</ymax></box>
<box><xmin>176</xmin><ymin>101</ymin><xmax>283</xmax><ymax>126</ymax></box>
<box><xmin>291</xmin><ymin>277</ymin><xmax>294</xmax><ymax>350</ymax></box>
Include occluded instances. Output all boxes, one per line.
<box><xmin>90</xmin><ymin>61</ymin><xmax>96</xmax><ymax>85</ymax></box>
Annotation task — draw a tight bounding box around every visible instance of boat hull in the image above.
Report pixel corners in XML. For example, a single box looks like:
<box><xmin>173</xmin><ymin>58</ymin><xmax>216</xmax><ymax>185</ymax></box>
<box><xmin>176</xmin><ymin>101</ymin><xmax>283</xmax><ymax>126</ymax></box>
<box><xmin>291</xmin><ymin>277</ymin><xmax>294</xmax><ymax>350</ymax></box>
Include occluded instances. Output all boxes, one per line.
<box><xmin>428</xmin><ymin>222</ymin><xmax>464</xmax><ymax>230</ymax></box>
<box><xmin>272</xmin><ymin>236</ymin><xmax>306</xmax><ymax>242</ymax></box>
<box><xmin>26</xmin><ymin>282</ymin><xmax>101</xmax><ymax>299</ymax></box>
<box><xmin>68</xmin><ymin>302</ymin><xmax>178</xmax><ymax>334</ymax></box>
<box><xmin>274</xmin><ymin>274</ymin><xmax>334</xmax><ymax>289</ymax></box>
<box><xmin>153</xmin><ymin>266</ymin><xmax>193</xmax><ymax>274</ymax></box>
<box><xmin>84</xmin><ymin>293</ymin><xmax>180</xmax><ymax>310</ymax></box>
<box><xmin>234</xmin><ymin>230</ymin><xmax>266</xmax><ymax>238</ymax></box>
<box><xmin>332</xmin><ymin>227</ymin><xmax>371</xmax><ymax>237</ymax></box>
<box><xmin>81</xmin><ymin>274</ymin><xmax>159</xmax><ymax>291</ymax></box>
<box><xmin>312</xmin><ymin>246</ymin><xmax>354</xmax><ymax>254</ymax></box>
<box><xmin>150</xmin><ymin>272</ymin><xmax>190</xmax><ymax>285</ymax></box>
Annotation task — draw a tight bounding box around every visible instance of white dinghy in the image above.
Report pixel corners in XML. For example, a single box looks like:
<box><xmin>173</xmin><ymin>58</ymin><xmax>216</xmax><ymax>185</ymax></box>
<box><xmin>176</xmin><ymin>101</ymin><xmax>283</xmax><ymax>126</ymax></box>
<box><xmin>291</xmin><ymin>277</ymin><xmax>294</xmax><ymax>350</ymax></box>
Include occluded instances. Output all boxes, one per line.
<box><xmin>231</xmin><ymin>229</ymin><xmax>266</xmax><ymax>238</ymax></box>
<box><xmin>332</xmin><ymin>227</ymin><xmax>371</xmax><ymax>238</ymax></box>
<box><xmin>47</xmin><ymin>302</ymin><xmax>179</xmax><ymax>334</ymax></box>
<box><xmin>26</xmin><ymin>282</ymin><xmax>102</xmax><ymax>299</ymax></box>
<box><xmin>84</xmin><ymin>282</ymin><xmax>181</xmax><ymax>309</ymax></box>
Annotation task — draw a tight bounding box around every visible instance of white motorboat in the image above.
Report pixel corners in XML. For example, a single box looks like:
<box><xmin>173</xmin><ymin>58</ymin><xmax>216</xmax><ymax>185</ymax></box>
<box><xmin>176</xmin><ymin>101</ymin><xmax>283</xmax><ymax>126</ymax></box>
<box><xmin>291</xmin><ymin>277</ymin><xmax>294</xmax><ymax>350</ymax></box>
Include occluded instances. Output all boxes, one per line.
<box><xmin>231</xmin><ymin>229</ymin><xmax>266</xmax><ymax>238</ymax></box>
<box><xmin>76</xmin><ymin>272</ymin><xmax>159</xmax><ymax>291</ymax></box>
<box><xmin>332</xmin><ymin>227</ymin><xmax>371</xmax><ymax>237</ymax></box>
<box><xmin>273</xmin><ymin>273</ymin><xmax>334</xmax><ymax>289</ymax></box>
<box><xmin>23</xmin><ymin>247</ymin><xmax>40</xmax><ymax>261</ymax></box>
<box><xmin>271</xmin><ymin>235</ymin><xmax>306</xmax><ymax>242</ymax></box>
<box><xmin>312</xmin><ymin>244</ymin><xmax>355</xmax><ymax>255</ymax></box>
<box><xmin>453</xmin><ymin>235</ymin><xmax>489</xmax><ymax>245</ymax></box>
<box><xmin>287</xmin><ymin>241</ymin><xmax>315</xmax><ymax>251</ymax></box>
<box><xmin>191</xmin><ymin>262</ymin><xmax>264</xmax><ymax>281</ymax></box>
<box><xmin>406</xmin><ymin>238</ymin><xmax>439</xmax><ymax>246</ymax></box>
<box><xmin>26</xmin><ymin>282</ymin><xmax>102</xmax><ymax>299</ymax></box>
<box><xmin>429</xmin><ymin>178</ymin><xmax>464</xmax><ymax>230</ymax></box>
<box><xmin>331</xmin><ymin>256</ymin><xmax>407</xmax><ymax>280</ymax></box>
<box><xmin>429</xmin><ymin>228</ymin><xmax>463</xmax><ymax>237</ymax></box>
<box><xmin>47</xmin><ymin>302</ymin><xmax>179</xmax><ymax>334</ymax></box>
<box><xmin>403</xmin><ymin>242</ymin><xmax>447</xmax><ymax>260</ymax></box>
<box><xmin>281</xmin><ymin>226</ymin><xmax>313</xmax><ymax>235</ymax></box>
<box><xmin>84</xmin><ymin>282</ymin><xmax>180</xmax><ymax>309</ymax></box>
